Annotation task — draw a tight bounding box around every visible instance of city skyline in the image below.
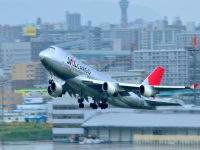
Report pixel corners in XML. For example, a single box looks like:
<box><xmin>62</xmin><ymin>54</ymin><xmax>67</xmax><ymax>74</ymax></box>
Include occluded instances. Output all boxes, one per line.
<box><xmin>0</xmin><ymin>0</ymin><xmax>200</xmax><ymax>26</ymax></box>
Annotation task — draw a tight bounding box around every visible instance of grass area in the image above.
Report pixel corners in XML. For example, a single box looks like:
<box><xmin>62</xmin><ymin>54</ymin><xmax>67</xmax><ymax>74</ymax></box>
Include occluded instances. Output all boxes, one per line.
<box><xmin>0</xmin><ymin>122</ymin><xmax>52</xmax><ymax>141</ymax></box>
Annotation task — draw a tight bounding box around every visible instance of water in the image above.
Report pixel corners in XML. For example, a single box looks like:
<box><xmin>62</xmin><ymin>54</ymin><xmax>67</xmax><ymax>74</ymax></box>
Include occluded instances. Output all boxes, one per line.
<box><xmin>0</xmin><ymin>142</ymin><xmax>199</xmax><ymax>150</ymax></box>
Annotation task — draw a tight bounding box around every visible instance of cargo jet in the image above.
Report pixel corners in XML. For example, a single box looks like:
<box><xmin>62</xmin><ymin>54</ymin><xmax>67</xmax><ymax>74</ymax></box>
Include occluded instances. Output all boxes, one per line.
<box><xmin>39</xmin><ymin>46</ymin><xmax>198</xmax><ymax>110</ymax></box>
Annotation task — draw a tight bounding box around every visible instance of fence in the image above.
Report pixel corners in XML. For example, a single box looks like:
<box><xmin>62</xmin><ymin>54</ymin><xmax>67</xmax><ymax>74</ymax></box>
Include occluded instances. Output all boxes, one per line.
<box><xmin>134</xmin><ymin>135</ymin><xmax>200</xmax><ymax>146</ymax></box>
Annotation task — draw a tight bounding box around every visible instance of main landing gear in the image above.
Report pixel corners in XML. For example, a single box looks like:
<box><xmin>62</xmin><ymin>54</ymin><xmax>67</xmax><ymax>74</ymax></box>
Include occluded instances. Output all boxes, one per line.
<box><xmin>78</xmin><ymin>98</ymin><xmax>84</xmax><ymax>108</ymax></box>
<box><xmin>98</xmin><ymin>99</ymin><xmax>108</xmax><ymax>109</ymax></box>
<box><xmin>90</xmin><ymin>103</ymin><xmax>98</xmax><ymax>109</ymax></box>
<box><xmin>90</xmin><ymin>98</ymin><xmax>108</xmax><ymax>109</ymax></box>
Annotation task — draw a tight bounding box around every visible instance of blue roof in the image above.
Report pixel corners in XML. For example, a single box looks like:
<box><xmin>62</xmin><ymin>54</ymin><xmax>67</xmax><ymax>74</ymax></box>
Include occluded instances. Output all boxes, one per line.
<box><xmin>24</xmin><ymin>116</ymin><xmax>46</xmax><ymax>119</ymax></box>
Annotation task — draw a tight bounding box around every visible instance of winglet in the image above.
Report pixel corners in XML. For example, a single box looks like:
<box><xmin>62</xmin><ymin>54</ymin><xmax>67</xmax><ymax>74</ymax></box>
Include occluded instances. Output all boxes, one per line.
<box><xmin>191</xmin><ymin>83</ymin><xmax>198</xmax><ymax>89</ymax></box>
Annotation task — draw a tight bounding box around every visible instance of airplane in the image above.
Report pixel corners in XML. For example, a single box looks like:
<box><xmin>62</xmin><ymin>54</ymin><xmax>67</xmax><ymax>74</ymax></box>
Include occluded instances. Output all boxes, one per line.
<box><xmin>39</xmin><ymin>46</ymin><xmax>198</xmax><ymax>110</ymax></box>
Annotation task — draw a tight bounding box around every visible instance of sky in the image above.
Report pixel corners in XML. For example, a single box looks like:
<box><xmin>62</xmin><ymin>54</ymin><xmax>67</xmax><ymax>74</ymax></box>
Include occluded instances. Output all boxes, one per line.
<box><xmin>0</xmin><ymin>0</ymin><xmax>200</xmax><ymax>26</ymax></box>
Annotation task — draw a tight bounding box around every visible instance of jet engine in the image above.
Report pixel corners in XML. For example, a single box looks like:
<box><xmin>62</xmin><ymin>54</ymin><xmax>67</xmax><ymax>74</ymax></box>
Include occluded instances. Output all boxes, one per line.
<box><xmin>102</xmin><ymin>82</ymin><xmax>116</xmax><ymax>95</ymax></box>
<box><xmin>139</xmin><ymin>85</ymin><xmax>154</xmax><ymax>98</ymax></box>
<box><xmin>48</xmin><ymin>82</ymin><xmax>63</xmax><ymax>97</ymax></box>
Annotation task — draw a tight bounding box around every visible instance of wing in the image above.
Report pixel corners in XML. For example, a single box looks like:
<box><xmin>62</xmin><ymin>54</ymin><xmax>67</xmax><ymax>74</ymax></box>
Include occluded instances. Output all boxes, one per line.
<box><xmin>82</xmin><ymin>79</ymin><xmax>131</xmax><ymax>96</ymax></box>
<box><xmin>153</xmin><ymin>84</ymin><xmax>198</xmax><ymax>92</ymax></box>
<box><xmin>145</xmin><ymin>99</ymin><xmax>181</xmax><ymax>106</ymax></box>
<box><xmin>82</xmin><ymin>78</ymin><xmax>104</xmax><ymax>91</ymax></box>
<box><xmin>82</xmin><ymin>78</ymin><xmax>198</xmax><ymax>97</ymax></box>
<box><xmin>119</xmin><ymin>83</ymin><xmax>198</xmax><ymax>94</ymax></box>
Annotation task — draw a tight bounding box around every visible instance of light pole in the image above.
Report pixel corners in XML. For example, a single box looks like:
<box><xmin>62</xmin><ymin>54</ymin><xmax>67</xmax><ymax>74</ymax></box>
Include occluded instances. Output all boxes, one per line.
<box><xmin>186</xmin><ymin>48</ymin><xmax>199</xmax><ymax>105</ymax></box>
<box><xmin>186</xmin><ymin>35</ymin><xmax>199</xmax><ymax>105</ymax></box>
<box><xmin>0</xmin><ymin>80</ymin><xmax>4</xmax><ymax>145</ymax></box>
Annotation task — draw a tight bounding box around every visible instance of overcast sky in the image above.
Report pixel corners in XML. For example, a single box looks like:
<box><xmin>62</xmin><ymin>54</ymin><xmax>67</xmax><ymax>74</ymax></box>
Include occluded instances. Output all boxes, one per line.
<box><xmin>0</xmin><ymin>0</ymin><xmax>199</xmax><ymax>26</ymax></box>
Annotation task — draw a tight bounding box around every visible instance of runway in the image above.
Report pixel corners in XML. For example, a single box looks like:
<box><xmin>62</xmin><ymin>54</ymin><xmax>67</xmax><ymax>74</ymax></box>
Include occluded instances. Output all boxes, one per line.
<box><xmin>0</xmin><ymin>142</ymin><xmax>199</xmax><ymax>150</ymax></box>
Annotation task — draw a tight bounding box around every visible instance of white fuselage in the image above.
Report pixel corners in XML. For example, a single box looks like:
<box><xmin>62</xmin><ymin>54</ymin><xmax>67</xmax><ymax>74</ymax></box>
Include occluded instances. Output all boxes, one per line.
<box><xmin>39</xmin><ymin>46</ymin><xmax>155</xmax><ymax>110</ymax></box>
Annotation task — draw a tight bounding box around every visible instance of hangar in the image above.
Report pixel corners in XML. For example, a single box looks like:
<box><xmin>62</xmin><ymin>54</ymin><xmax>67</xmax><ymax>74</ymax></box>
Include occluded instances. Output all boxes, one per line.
<box><xmin>82</xmin><ymin>113</ymin><xmax>200</xmax><ymax>143</ymax></box>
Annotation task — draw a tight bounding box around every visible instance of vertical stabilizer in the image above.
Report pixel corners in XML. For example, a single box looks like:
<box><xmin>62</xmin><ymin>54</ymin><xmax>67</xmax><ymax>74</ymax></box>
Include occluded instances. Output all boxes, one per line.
<box><xmin>142</xmin><ymin>66</ymin><xmax>165</xmax><ymax>86</ymax></box>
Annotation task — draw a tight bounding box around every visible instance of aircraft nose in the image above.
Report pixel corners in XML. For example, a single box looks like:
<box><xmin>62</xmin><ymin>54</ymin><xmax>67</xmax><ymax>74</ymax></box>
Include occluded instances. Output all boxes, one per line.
<box><xmin>39</xmin><ymin>51</ymin><xmax>45</xmax><ymax>61</ymax></box>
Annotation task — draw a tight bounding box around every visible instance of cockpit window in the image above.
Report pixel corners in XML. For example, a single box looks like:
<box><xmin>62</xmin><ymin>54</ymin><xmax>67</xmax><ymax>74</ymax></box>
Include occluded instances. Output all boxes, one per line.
<box><xmin>49</xmin><ymin>46</ymin><xmax>55</xmax><ymax>50</ymax></box>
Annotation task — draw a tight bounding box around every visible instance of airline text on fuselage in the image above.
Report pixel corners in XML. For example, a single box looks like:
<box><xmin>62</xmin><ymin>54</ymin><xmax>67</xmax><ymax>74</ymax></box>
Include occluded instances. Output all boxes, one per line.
<box><xmin>67</xmin><ymin>57</ymin><xmax>91</xmax><ymax>75</ymax></box>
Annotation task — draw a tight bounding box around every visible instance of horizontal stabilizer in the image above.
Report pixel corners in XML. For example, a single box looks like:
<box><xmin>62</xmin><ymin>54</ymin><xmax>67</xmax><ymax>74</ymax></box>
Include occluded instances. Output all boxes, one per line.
<box><xmin>145</xmin><ymin>99</ymin><xmax>181</xmax><ymax>107</ymax></box>
<box><xmin>190</xmin><ymin>83</ymin><xmax>198</xmax><ymax>89</ymax></box>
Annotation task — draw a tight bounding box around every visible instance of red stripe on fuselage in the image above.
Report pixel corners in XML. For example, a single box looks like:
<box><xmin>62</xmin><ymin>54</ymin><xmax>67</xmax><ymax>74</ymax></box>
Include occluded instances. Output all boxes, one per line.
<box><xmin>148</xmin><ymin>66</ymin><xmax>165</xmax><ymax>86</ymax></box>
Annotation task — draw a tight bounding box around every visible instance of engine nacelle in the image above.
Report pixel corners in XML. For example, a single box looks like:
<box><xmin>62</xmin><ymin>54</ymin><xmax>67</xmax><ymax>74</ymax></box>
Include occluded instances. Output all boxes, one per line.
<box><xmin>47</xmin><ymin>82</ymin><xmax>63</xmax><ymax>97</ymax></box>
<box><xmin>139</xmin><ymin>85</ymin><xmax>153</xmax><ymax>98</ymax></box>
<box><xmin>102</xmin><ymin>82</ymin><xmax>116</xmax><ymax>95</ymax></box>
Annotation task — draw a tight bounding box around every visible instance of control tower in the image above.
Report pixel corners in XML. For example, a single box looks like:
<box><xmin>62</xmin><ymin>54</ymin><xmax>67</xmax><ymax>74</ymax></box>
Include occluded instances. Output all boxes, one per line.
<box><xmin>119</xmin><ymin>0</ymin><xmax>129</xmax><ymax>28</ymax></box>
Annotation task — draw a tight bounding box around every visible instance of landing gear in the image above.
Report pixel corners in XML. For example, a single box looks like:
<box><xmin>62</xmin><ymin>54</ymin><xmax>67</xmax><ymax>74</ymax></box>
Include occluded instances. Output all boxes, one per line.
<box><xmin>79</xmin><ymin>103</ymin><xmax>84</xmax><ymax>108</ymax></box>
<box><xmin>99</xmin><ymin>103</ymin><xmax>108</xmax><ymax>109</ymax></box>
<box><xmin>90</xmin><ymin>98</ymin><xmax>108</xmax><ymax>109</ymax></box>
<box><xmin>78</xmin><ymin>98</ymin><xmax>84</xmax><ymax>108</ymax></box>
<box><xmin>99</xmin><ymin>99</ymin><xmax>108</xmax><ymax>109</ymax></box>
<box><xmin>90</xmin><ymin>103</ymin><xmax>98</xmax><ymax>109</ymax></box>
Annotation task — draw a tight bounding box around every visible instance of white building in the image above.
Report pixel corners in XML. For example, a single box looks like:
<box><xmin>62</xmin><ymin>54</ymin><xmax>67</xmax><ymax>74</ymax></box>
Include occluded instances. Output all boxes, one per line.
<box><xmin>176</xmin><ymin>32</ymin><xmax>200</xmax><ymax>49</ymax></box>
<box><xmin>132</xmin><ymin>49</ymin><xmax>189</xmax><ymax>86</ymax></box>
<box><xmin>141</xmin><ymin>28</ymin><xmax>181</xmax><ymax>50</ymax></box>
<box><xmin>1</xmin><ymin>42</ymin><xmax>31</xmax><ymax>67</ymax></box>
<box><xmin>186</xmin><ymin>22</ymin><xmax>195</xmax><ymax>32</ymax></box>
<box><xmin>52</xmin><ymin>95</ymin><xmax>85</xmax><ymax>141</ymax></box>
<box><xmin>1</xmin><ymin>111</ymin><xmax>25</xmax><ymax>123</ymax></box>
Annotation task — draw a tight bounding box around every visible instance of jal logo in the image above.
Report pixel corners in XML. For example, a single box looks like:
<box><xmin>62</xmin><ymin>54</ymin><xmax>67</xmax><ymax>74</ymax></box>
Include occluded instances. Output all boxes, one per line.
<box><xmin>67</xmin><ymin>56</ymin><xmax>91</xmax><ymax>75</ymax></box>
<box><xmin>67</xmin><ymin>57</ymin><xmax>74</xmax><ymax>68</ymax></box>
<box><xmin>71</xmin><ymin>57</ymin><xmax>74</xmax><ymax>68</ymax></box>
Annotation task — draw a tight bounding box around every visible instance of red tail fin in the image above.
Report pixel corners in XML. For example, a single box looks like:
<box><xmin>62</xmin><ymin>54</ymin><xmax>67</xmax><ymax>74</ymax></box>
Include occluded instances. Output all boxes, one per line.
<box><xmin>142</xmin><ymin>66</ymin><xmax>165</xmax><ymax>86</ymax></box>
<box><xmin>148</xmin><ymin>66</ymin><xmax>165</xmax><ymax>86</ymax></box>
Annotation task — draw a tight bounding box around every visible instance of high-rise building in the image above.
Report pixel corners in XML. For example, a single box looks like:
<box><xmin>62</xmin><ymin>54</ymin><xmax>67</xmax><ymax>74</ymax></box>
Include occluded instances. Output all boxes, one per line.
<box><xmin>66</xmin><ymin>11</ymin><xmax>81</xmax><ymax>31</ymax></box>
<box><xmin>1</xmin><ymin>42</ymin><xmax>32</xmax><ymax>67</ymax></box>
<box><xmin>1</xmin><ymin>39</ymin><xmax>54</xmax><ymax>67</ymax></box>
<box><xmin>141</xmin><ymin>27</ymin><xmax>181</xmax><ymax>50</ymax></box>
<box><xmin>37</xmin><ymin>18</ymin><xmax>42</xmax><ymax>25</ymax></box>
<box><xmin>0</xmin><ymin>25</ymin><xmax>23</xmax><ymax>42</ymax></box>
<box><xmin>85</xmin><ymin>27</ymin><xmax>102</xmax><ymax>50</ymax></box>
<box><xmin>112</xmin><ymin>28</ymin><xmax>135</xmax><ymax>50</ymax></box>
<box><xmin>119</xmin><ymin>0</ymin><xmax>129</xmax><ymax>28</ymax></box>
<box><xmin>172</xmin><ymin>17</ymin><xmax>182</xmax><ymax>27</ymax></box>
<box><xmin>11</xmin><ymin>62</ymin><xmax>47</xmax><ymax>88</ymax></box>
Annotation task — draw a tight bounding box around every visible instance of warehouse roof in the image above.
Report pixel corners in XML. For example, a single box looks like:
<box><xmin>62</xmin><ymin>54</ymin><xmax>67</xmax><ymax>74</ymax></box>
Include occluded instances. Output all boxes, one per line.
<box><xmin>82</xmin><ymin>113</ymin><xmax>200</xmax><ymax>128</ymax></box>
